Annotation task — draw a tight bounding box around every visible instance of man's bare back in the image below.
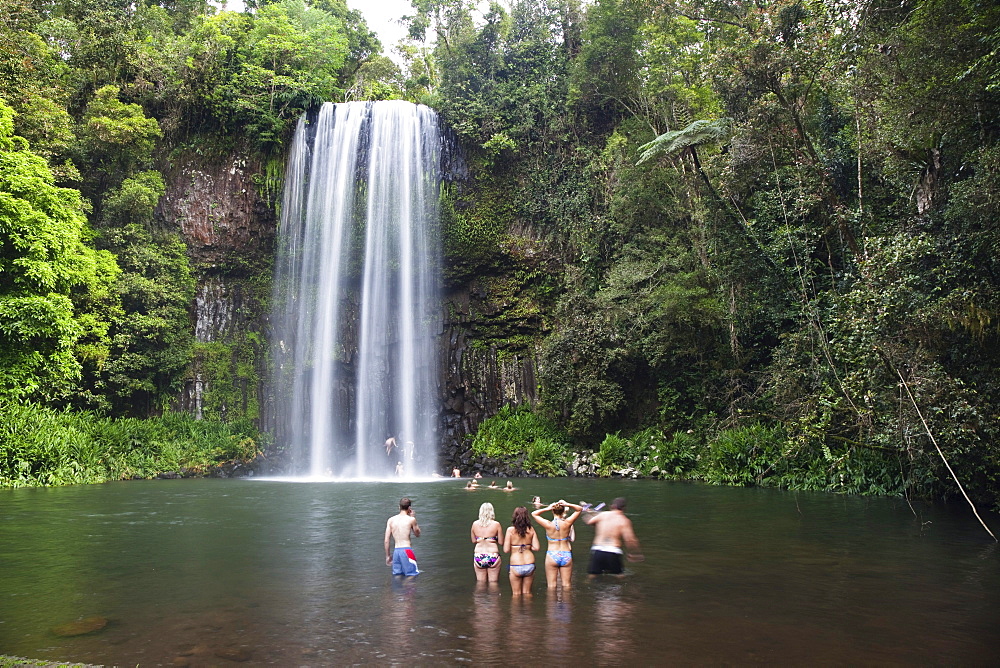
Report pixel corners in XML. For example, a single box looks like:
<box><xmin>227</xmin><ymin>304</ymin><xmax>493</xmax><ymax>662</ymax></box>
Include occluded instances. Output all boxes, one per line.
<box><xmin>589</xmin><ymin>509</ymin><xmax>637</xmax><ymax>551</ymax></box>
<box><xmin>585</xmin><ymin>497</ymin><xmax>642</xmax><ymax>574</ymax></box>
<box><xmin>386</xmin><ymin>512</ymin><xmax>419</xmax><ymax>548</ymax></box>
<box><xmin>385</xmin><ymin>497</ymin><xmax>421</xmax><ymax>575</ymax></box>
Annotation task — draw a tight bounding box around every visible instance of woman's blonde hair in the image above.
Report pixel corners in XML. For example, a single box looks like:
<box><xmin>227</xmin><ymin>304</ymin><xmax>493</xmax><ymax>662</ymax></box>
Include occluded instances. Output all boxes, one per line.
<box><xmin>478</xmin><ymin>502</ymin><xmax>495</xmax><ymax>526</ymax></box>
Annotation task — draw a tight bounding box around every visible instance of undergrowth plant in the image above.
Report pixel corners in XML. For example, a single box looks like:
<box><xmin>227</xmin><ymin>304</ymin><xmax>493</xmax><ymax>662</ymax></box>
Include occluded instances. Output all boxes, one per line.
<box><xmin>0</xmin><ymin>401</ymin><xmax>261</xmax><ymax>487</ymax></box>
<box><xmin>645</xmin><ymin>429</ymin><xmax>702</xmax><ymax>478</ymax></box>
<box><xmin>700</xmin><ymin>423</ymin><xmax>786</xmax><ymax>486</ymax></box>
<box><xmin>471</xmin><ymin>404</ymin><xmax>569</xmax><ymax>475</ymax></box>
<box><xmin>595</xmin><ymin>432</ymin><xmax>643</xmax><ymax>475</ymax></box>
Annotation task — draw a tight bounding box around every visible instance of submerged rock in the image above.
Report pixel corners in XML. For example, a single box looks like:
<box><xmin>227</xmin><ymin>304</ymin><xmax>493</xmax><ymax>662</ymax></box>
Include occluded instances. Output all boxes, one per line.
<box><xmin>51</xmin><ymin>615</ymin><xmax>108</xmax><ymax>637</ymax></box>
<box><xmin>213</xmin><ymin>647</ymin><xmax>252</xmax><ymax>662</ymax></box>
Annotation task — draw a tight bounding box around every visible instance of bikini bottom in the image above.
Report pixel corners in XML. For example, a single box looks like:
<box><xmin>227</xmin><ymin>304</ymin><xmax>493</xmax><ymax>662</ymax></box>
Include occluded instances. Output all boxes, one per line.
<box><xmin>546</xmin><ymin>550</ymin><xmax>572</xmax><ymax>567</ymax></box>
<box><xmin>474</xmin><ymin>552</ymin><xmax>501</xmax><ymax>569</ymax></box>
<box><xmin>510</xmin><ymin>563</ymin><xmax>535</xmax><ymax>577</ymax></box>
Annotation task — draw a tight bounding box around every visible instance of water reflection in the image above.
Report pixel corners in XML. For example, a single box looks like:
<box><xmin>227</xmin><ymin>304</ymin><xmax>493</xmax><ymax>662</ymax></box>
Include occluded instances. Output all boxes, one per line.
<box><xmin>470</xmin><ymin>584</ymin><xmax>503</xmax><ymax>661</ymax></box>
<box><xmin>508</xmin><ymin>593</ymin><xmax>540</xmax><ymax>653</ymax></box>
<box><xmin>590</xmin><ymin>582</ymin><xmax>637</xmax><ymax>664</ymax></box>
<box><xmin>544</xmin><ymin>587</ymin><xmax>574</xmax><ymax>659</ymax></box>
<box><xmin>377</xmin><ymin>577</ymin><xmax>418</xmax><ymax>661</ymax></box>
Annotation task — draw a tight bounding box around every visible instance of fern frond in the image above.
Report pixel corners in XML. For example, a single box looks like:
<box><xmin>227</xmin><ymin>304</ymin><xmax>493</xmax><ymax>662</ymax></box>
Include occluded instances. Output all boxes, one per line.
<box><xmin>637</xmin><ymin>118</ymin><xmax>731</xmax><ymax>165</ymax></box>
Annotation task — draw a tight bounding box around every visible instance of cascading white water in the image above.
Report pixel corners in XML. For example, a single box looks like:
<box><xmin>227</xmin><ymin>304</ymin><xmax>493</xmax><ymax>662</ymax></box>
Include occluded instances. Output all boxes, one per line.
<box><xmin>271</xmin><ymin>101</ymin><xmax>441</xmax><ymax>478</ymax></box>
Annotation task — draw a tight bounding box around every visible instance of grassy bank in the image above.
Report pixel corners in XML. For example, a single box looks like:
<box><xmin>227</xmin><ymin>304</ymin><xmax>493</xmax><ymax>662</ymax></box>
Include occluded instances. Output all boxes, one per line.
<box><xmin>0</xmin><ymin>656</ymin><xmax>98</xmax><ymax>667</ymax></box>
<box><xmin>0</xmin><ymin>401</ymin><xmax>261</xmax><ymax>487</ymax></box>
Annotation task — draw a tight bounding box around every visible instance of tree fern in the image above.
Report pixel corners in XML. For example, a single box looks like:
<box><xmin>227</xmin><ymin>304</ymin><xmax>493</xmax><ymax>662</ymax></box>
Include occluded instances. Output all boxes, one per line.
<box><xmin>636</xmin><ymin>118</ymin><xmax>731</xmax><ymax>164</ymax></box>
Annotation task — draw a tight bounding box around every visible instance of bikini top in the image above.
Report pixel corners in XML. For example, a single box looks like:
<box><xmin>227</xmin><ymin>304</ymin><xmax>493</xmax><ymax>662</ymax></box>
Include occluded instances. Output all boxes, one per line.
<box><xmin>477</xmin><ymin>535</ymin><xmax>498</xmax><ymax>541</ymax></box>
<box><xmin>548</xmin><ymin>517</ymin><xmax>569</xmax><ymax>541</ymax></box>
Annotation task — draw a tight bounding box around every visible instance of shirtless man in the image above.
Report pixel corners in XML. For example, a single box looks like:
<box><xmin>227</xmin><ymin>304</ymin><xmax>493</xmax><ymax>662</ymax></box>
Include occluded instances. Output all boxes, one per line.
<box><xmin>385</xmin><ymin>497</ymin><xmax>421</xmax><ymax>576</ymax></box>
<box><xmin>585</xmin><ymin>497</ymin><xmax>643</xmax><ymax>576</ymax></box>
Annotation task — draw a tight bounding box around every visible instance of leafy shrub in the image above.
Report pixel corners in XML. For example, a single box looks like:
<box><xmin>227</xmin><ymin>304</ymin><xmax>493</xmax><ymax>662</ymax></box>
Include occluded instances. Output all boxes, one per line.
<box><xmin>471</xmin><ymin>404</ymin><xmax>569</xmax><ymax>475</ymax></box>
<box><xmin>644</xmin><ymin>429</ymin><xmax>702</xmax><ymax>478</ymax></box>
<box><xmin>524</xmin><ymin>438</ymin><xmax>569</xmax><ymax>477</ymax></box>
<box><xmin>700</xmin><ymin>423</ymin><xmax>787</xmax><ymax>486</ymax></box>
<box><xmin>595</xmin><ymin>428</ymin><xmax>704</xmax><ymax>478</ymax></box>
<box><xmin>595</xmin><ymin>432</ymin><xmax>642</xmax><ymax>475</ymax></box>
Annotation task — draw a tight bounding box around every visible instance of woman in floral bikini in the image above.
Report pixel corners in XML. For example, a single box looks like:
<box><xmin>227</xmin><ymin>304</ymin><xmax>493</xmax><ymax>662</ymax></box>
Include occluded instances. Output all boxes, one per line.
<box><xmin>470</xmin><ymin>502</ymin><xmax>504</xmax><ymax>584</ymax></box>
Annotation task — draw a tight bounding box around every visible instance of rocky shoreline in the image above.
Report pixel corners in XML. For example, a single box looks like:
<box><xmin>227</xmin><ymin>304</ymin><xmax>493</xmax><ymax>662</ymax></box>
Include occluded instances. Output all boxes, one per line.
<box><xmin>441</xmin><ymin>447</ymin><xmax>644</xmax><ymax>480</ymax></box>
<box><xmin>150</xmin><ymin>447</ymin><xmax>652</xmax><ymax>482</ymax></box>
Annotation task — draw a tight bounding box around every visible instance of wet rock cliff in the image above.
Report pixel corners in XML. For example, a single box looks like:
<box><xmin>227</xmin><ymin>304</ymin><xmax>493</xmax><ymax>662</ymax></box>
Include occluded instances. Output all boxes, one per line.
<box><xmin>156</xmin><ymin>149</ymin><xmax>275</xmax><ymax>429</ymax></box>
<box><xmin>438</xmin><ymin>215</ymin><xmax>559</xmax><ymax>470</ymax></box>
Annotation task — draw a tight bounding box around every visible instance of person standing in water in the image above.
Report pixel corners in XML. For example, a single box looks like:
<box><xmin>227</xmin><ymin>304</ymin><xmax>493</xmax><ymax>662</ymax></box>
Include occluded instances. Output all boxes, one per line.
<box><xmin>585</xmin><ymin>497</ymin><xmax>643</xmax><ymax>575</ymax></box>
<box><xmin>503</xmin><ymin>506</ymin><xmax>540</xmax><ymax>596</ymax></box>
<box><xmin>470</xmin><ymin>502</ymin><xmax>504</xmax><ymax>584</ymax></box>
<box><xmin>385</xmin><ymin>497</ymin><xmax>421</xmax><ymax>576</ymax></box>
<box><xmin>532</xmin><ymin>499</ymin><xmax>583</xmax><ymax>589</ymax></box>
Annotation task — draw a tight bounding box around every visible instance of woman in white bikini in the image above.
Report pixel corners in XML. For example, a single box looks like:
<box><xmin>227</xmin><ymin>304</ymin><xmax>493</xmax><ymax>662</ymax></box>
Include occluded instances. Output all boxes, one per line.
<box><xmin>531</xmin><ymin>499</ymin><xmax>583</xmax><ymax>589</ymax></box>
<box><xmin>503</xmin><ymin>506</ymin><xmax>539</xmax><ymax>596</ymax></box>
<box><xmin>471</xmin><ymin>502</ymin><xmax>503</xmax><ymax>584</ymax></box>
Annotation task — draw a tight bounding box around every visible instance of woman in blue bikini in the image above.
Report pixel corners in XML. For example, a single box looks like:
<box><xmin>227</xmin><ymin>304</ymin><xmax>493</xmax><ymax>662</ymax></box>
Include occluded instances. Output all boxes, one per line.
<box><xmin>531</xmin><ymin>499</ymin><xmax>583</xmax><ymax>589</ymax></box>
<box><xmin>503</xmin><ymin>506</ymin><xmax>540</xmax><ymax>596</ymax></box>
<box><xmin>471</xmin><ymin>502</ymin><xmax>504</xmax><ymax>584</ymax></box>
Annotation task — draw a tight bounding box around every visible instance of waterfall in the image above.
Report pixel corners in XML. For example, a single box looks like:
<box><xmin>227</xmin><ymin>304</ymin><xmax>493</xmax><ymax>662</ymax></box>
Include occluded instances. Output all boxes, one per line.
<box><xmin>271</xmin><ymin>101</ymin><xmax>442</xmax><ymax>478</ymax></box>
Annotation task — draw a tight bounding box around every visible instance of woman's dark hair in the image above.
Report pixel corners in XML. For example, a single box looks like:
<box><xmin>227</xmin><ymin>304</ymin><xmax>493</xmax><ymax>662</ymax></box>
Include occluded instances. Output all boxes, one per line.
<box><xmin>512</xmin><ymin>506</ymin><xmax>531</xmax><ymax>537</ymax></box>
<box><xmin>552</xmin><ymin>503</ymin><xmax>565</xmax><ymax>517</ymax></box>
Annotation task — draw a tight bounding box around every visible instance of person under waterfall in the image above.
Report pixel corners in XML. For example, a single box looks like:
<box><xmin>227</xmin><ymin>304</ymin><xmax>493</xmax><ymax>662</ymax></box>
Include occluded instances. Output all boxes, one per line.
<box><xmin>385</xmin><ymin>497</ymin><xmax>421</xmax><ymax>576</ymax></box>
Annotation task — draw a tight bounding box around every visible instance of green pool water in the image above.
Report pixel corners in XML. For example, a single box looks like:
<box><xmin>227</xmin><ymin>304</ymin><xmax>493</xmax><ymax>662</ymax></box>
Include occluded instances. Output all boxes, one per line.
<box><xmin>1</xmin><ymin>477</ymin><xmax>997</xmax><ymax>665</ymax></box>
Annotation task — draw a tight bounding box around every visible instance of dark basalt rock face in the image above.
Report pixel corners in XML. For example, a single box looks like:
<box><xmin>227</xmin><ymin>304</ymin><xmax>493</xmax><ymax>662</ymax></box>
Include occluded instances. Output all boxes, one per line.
<box><xmin>157</xmin><ymin>149</ymin><xmax>273</xmax><ymax>427</ymax></box>
<box><xmin>438</xmin><ymin>291</ymin><xmax>541</xmax><ymax>463</ymax></box>
<box><xmin>156</xmin><ymin>152</ymin><xmax>275</xmax><ymax>271</ymax></box>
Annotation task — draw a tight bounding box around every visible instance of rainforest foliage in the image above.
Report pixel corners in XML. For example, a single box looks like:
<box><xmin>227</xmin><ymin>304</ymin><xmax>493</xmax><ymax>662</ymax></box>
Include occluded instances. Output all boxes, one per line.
<box><xmin>2</xmin><ymin>0</ymin><xmax>999</xmax><ymax>508</ymax></box>
<box><xmin>428</xmin><ymin>0</ymin><xmax>1000</xmax><ymax>508</ymax></box>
